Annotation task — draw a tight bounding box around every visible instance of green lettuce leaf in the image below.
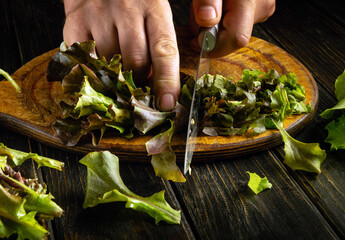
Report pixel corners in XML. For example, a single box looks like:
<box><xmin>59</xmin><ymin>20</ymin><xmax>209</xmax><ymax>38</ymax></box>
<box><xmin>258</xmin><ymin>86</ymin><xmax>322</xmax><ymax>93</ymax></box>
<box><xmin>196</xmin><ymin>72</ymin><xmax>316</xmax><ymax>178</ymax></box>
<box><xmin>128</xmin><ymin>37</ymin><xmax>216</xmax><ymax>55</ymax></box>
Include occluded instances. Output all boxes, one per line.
<box><xmin>334</xmin><ymin>70</ymin><xmax>345</xmax><ymax>102</ymax></box>
<box><xmin>145</xmin><ymin>120</ymin><xmax>186</xmax><ymax>182</ymax></box>
<box><xmin>320</xmin><ymin>98</ymin><xmax>345</xmax><ymax>119</ymax></box>
<box><xmin>0</xmin><ymin>185</ymin><xmax>48</xmax><ymax>240</ymax></box>
<box><xmin>272</xmin><ymin>119</ymin><xmax>326</xmax><ymax>174</ymax></box>
<box><xmin>0</xmin><ymin>156</ymin><xmax>6</xmax><ymax>170</ymax></box>
<box><xmin>0</xmin><ymin>169</ymin><xmax>63</xmax><ymax>218</ymax></box>
<box><xmin>80</xmin><ymin>151</ymin><xmax>181</xmax><ymax>224</ymax></box>
<box><xmin>131</xmin><ymin>97</ymin><xmax>175</xmax><ymax>134</ymax></box>
<box><xmin>320</xmin><ymin>71</ymin><xmax>345</xmax><ymax>119</ymax></box>
<box><xmin>0</xmin><ymin>143</ymin><xmax>64</xmax><ymax>171</ymax></box>
<box><xmin>246</xmin><ymin>171</ymin><xmax>272</xmax><ymax>194</ymax></box>
<box><xmin>324</xmin><ymin>114</ymin><xmax>345</xmax><ymax>151</ymax></box>
<box><xmin>0</xmin><ymin>68</ymin><xmax>21</xmax><ymax>92</ymax></box>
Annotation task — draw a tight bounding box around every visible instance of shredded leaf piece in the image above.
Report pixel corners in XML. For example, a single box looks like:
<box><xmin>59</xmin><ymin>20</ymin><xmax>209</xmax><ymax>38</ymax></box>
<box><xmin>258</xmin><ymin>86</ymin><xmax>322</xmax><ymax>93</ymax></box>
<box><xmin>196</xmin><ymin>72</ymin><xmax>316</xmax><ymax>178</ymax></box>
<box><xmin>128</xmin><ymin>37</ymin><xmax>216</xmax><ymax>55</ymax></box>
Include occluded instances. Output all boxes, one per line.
<box><xmin>246</xmin><ymin>171</ymin><xmax>272</xmax><ymax>194</ymax></box>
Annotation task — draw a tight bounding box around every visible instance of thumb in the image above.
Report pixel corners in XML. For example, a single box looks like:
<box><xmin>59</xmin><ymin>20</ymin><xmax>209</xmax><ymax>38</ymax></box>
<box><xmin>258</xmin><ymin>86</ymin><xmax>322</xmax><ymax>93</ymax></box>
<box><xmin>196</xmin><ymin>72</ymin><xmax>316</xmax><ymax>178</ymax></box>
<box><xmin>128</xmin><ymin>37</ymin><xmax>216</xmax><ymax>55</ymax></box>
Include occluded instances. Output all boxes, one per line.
<box><xmin>193</xmin><ymin>0</ymin><xmax>222</xmax><ymax>27</ymax></box>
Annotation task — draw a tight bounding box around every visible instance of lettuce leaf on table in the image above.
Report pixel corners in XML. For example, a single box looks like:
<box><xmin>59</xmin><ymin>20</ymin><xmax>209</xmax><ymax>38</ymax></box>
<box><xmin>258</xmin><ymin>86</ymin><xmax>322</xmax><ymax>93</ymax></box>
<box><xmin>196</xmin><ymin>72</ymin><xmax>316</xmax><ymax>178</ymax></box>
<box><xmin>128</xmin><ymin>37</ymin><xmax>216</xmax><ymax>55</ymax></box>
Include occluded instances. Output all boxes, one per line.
<box><xmin>320</xmin><ymin>70</ymin><xmax>345</xmax><ymax>119</ymax></box>
<box><xmin>324</xmin><ymin>115</ymin><xmax>345</xmax><ymax>151</ymax></box>
<box><xmin>0</xmin><ymin>184</ymin><xmax>48</xmax><ymax>240</ymax></box>
<box><xmin>0</xmin><ymin>143</ymin><xmax>64</xmax><ymax>239</ymax></box>
<box><xmin>80</xmin><ymin>151</ymin><xmax>181</xmax><ymax>224</ymax></box>
<box><xmin>320</xmin><ymin>70</ymin><xmax>345</xmax><ymax>151</ymax></box>
<box><xmin>272</xmin><ymin>119</ymin><xmax>326</xmax><ymax>174</ymax></box>
<box><xmin>0</xmin><ymin>143</ymin><xmax>64</xmax><ymax>171</ymax></box>
<box><xmin>246</xmin><ymin>171</ymin><xmax>272</xmax><ymax>194</ymax></box>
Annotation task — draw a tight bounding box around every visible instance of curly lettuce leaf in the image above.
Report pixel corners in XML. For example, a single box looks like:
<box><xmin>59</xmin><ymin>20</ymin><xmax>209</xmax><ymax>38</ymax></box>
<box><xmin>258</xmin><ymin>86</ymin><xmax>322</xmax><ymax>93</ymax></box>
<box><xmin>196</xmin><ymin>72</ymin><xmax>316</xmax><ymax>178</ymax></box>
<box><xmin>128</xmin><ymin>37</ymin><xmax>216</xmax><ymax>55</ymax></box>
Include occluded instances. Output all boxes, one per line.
<box><xmin>74</xmin><ymin>76</ymin><xmax>115</xmax><ymax>114</ymax></box>
<box><xmin>0</xmin><ymin>185</ymin><xmax>48</xmax><ymax>240</ymax></box>
<box><xmin>246</xmin><ymin>171</ymin><xmax>272</xmax><ymax>194</ymax></box>
<box><xmin>131</xmin><ymin>96</ymin><xmax>175</xmax><ymax>134</ymax></box>
<box><xmin>146</xmin><ymin>120</ymin><xmax>185</xmax><ymax>182</ymax></box>
<box><xmin>272</xmin><ymin>119</ymin><xmax>326</xmax><ymax>174</ymax></box>
<box><xmin>0</xmin><ymin>169</ymin><xmax>63</xmax><ymax>218</ymax></box>
<box><xmin>324</xmin><ymin>114</ymin><xmax>345</xmax><ymax>151</ymax></box>
<box><xmin>0</xmin><ymin>143</ymin><xmax>64</xmax><ymax>171</ymax></box>
<box><xmin>80</xmin><ymin>151</ymin><xmax>181</xmax><ymax>224</ymax></box>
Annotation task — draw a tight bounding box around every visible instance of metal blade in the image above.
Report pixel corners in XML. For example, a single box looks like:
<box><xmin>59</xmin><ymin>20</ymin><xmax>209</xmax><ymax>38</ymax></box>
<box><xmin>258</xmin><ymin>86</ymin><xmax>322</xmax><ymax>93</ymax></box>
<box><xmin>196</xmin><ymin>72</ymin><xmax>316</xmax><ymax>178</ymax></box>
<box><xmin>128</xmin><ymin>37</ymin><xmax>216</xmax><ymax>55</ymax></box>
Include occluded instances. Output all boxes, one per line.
<box><xmin>184</xmin><ymin>26</ymin><xmax>217</xmax><ymax>175</ymax></box>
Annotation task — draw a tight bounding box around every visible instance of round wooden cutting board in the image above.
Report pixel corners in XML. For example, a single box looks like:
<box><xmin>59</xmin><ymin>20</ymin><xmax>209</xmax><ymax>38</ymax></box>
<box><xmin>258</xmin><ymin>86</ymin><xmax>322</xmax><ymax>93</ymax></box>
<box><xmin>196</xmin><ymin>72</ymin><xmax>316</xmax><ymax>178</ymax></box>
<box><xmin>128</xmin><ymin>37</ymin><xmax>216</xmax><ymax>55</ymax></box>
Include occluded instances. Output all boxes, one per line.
<box><xmin>0</xmin><ymin>37</ymin><xmax>318</xmax><ymax>162</ymax></box>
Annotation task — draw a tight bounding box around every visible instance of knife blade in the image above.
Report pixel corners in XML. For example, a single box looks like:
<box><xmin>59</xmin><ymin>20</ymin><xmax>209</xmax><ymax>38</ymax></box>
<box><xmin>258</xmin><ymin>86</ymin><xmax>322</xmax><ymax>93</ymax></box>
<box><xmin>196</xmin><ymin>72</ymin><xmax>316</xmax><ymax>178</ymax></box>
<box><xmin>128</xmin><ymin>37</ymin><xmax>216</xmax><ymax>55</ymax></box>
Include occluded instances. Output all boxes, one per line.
<box><xmin>183</xmin><ymin>25</ymin><xmax>218</xmax><ymax>175</ymax></box>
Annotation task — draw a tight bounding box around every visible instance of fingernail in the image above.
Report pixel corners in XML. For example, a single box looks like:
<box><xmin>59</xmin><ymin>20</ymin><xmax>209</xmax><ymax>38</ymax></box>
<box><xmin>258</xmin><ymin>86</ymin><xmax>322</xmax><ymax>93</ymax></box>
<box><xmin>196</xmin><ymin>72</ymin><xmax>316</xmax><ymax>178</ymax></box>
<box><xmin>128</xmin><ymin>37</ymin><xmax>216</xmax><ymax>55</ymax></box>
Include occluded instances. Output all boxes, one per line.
<box><xmin>158</xmin><ymin>93</ymin><xmax>176</xmax><ymax>111</ymax></box>
<box><xmin>198</xmin><ymin>6</ymin><xmax>217</xmax><ymax>21</ymax></box>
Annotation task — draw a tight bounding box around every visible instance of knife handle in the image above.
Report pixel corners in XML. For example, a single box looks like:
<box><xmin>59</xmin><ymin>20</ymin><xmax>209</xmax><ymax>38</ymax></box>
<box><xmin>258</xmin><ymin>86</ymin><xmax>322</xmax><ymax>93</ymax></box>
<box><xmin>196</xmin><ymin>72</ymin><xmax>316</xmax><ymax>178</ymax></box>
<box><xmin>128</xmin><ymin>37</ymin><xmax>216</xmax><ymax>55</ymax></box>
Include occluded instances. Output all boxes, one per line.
<box><xmin>197</xmin><ymin>24</ymin><xmax>219</xmax><ymax>52</ymax></box>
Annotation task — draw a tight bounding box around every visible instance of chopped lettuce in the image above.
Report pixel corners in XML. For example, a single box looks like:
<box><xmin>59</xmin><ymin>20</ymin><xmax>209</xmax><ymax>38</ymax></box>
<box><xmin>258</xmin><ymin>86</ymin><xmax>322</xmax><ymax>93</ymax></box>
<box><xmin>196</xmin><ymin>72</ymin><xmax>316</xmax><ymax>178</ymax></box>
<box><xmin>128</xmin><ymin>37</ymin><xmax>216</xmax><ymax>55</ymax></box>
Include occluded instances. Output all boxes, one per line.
<box><xmin>80</xmin><ymin>151</ymin><xmax>181</xmax><ymax>224</ymax></box>
<box><xmin>324</xmin><ymin>114</ymin><xmax>345</xmax><ymax>151</ymax></box>
<box><xmin>246</xmin><ymin>171</ymin><xmax>272</xmax><ymax>194</ymax></box>
<box><xmin>45</xmin><ymin>41</ymin><xmax>313</xmax><ymax>181</ymax></box>
<box><xmin>272</xmin><ymin>119</ymin><xmax>326</xmax><ymax>174</ymax></box>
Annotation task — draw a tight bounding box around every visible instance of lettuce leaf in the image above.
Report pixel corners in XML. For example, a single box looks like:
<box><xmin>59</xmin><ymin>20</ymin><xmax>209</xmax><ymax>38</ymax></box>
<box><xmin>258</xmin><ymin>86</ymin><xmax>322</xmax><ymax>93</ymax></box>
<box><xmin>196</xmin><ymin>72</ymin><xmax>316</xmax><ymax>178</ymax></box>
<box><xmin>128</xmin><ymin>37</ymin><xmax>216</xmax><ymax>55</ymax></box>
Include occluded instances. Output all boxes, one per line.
<box><xmin>334</xmin><ymin>70</ymin><xmax>345</xmax><ymax>102</ymax></box>
<box><xmin>0</xmin><ymin>185</ymin><xmax>48</xmax><ymax>240</ymax></box>
<box><xmin>0</xmin><ymin>68</ymin><xmax>21</xmax><ymax>92</ymax></box>
<box><xmin>80</xmin><ymin>151</ymin><xmax>181</xmax><ymax>224</ymax></box>
<box><xmin>246</xmin><ymin>171</ymin><xmax>272</xmax><ymax>194</ymax></box>
<box><xmin>320</xmin><ymin>98</ymin><xmax>345</xmax><ymax>119</ymax></box>
<box><xmin>324</xmin><ymin>114</ymin><xmax>345</xmax><ymax>151</ymax></box>
<box><xmin>0</xmin><ymin>143</ymin><xmax>64</xmax><ymax>171</ymax></box>
<box><xmin>0</xmin><ymin>166</ymin><xmax>63</xmax><ymax>218</ymax></box>
<box><xmin>320</xmin><ymin>71</ymin><xmax>345</xmax><ymax>119</ymax></box>
<box><xmin>272</xmin><ymin>119</ymin><xmax>326</xmax><ymax>174</ymax></box>
<box><xmin>146</xmin><ymin>120</ymin><xmax>186</xmax><ymax>182</ymax></box>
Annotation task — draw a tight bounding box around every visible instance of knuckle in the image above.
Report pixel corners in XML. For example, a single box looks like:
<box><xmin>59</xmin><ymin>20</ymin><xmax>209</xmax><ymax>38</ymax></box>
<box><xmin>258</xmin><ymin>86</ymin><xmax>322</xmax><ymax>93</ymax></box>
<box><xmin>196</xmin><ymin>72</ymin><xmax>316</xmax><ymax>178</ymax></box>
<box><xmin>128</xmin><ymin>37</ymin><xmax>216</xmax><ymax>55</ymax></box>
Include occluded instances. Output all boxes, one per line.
<box><xmin>150</xmin><ymin>36</ymin><xmax>178</xmax><ymax>59</ymax></box>
<box><xmin>267</xmin><ymin>0</ymin><xmax>276</xmax><ymax>18</ymax></box>
<box><xmin>125</xmin><ymin>53</ymin><xmax>150</xmax><ymax>71</ymax></box>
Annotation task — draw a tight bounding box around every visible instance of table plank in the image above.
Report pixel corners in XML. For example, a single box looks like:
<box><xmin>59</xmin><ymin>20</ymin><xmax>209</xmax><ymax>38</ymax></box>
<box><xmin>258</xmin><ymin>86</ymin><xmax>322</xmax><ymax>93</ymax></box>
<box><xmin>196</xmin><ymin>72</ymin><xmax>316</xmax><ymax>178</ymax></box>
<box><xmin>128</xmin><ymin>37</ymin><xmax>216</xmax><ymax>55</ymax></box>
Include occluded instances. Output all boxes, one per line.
<box><xmin>259</xmin><ymin>0</ymin><xmax>345</xmax><ymax>96</ymax></box>
<box><xmin>37</xmin><ymin>145</ymin><xmax>194</xmax><ymax>240</ymax></box>
<box><xmin>173</xmin><ymin>152</ymin><xmax>338</xmax><ymax>239</ymax></box>
<box><xmin>255</xmin><ymin>0</ymin><xmax>345</xmax><ymax>238</ymax></box>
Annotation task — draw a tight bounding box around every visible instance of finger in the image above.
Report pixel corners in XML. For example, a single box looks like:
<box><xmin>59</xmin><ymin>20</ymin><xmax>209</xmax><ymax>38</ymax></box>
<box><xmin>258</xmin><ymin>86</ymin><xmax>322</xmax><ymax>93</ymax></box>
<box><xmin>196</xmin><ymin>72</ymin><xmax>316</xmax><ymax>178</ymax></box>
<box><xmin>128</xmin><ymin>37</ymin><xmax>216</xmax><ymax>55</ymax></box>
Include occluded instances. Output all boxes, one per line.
<box><xmin>209</xmin><ymin>0</ymin><xmax>256</xmax><ymax>58</ymax></box>
<box><xmin>63</xmin><ymin>12</ymin><xmax>92</xmax><ymax>47</ymax></box>
<box><xmin>192</xmin><ymin>0</ymin><xmax>222</xmax><ymax>27</ymax></box>
<box><xmin>146</xmin><ymin>1</ymin><xmax>180</xmax><ymax>111</ymax></box>
<box><xmin>91</xmin><ymin>22</ymin><xmax>120</xmax><ymax>60</ymax></box>
<box><xmin>117</xmin><ymin>14</ymin><xmax>151</xmax><ymax>84</ymax></box>
<box><xmin>254</xmin><ymin>0</ymin><xmax>276</xmax><ymax>23</ymax></box>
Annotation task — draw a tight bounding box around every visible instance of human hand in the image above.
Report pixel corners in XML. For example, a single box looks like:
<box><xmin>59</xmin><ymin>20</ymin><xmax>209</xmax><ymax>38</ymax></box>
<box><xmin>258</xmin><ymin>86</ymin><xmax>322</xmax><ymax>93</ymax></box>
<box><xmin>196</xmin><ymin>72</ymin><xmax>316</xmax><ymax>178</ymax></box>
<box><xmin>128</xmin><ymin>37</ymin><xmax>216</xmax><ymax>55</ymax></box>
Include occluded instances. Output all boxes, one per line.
<box><xmin>191</xmin><ymin>0</ymin><xmax>275</xmax><ymax>57</ymax></box>
<box><xmin>63</xmin><ymin>0</ymin><xmax>180</xmax><ymax>111</ymax></box>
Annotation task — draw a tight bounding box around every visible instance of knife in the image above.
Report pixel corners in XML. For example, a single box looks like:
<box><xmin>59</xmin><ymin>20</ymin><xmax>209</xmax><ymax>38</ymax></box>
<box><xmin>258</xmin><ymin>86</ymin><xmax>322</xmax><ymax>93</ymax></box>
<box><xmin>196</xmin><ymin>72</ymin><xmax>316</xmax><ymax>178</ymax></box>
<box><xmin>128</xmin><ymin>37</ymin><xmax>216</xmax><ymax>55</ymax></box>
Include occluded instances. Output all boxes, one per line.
<box><xmin>183</xmin><ymin>25</ymin><xmax>219</xmax><ymax>175</ymax></box>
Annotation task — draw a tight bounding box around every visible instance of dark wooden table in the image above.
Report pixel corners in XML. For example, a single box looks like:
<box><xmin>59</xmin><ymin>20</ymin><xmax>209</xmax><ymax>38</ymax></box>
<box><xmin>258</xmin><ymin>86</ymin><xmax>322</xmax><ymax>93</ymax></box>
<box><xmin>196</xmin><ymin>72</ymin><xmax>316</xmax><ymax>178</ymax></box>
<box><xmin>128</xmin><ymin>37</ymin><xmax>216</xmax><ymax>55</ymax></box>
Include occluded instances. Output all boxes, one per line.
<box><xmin>1</xmin><ymin>0</ymin><xmax>345</xmax><ymax>239</ymax></box>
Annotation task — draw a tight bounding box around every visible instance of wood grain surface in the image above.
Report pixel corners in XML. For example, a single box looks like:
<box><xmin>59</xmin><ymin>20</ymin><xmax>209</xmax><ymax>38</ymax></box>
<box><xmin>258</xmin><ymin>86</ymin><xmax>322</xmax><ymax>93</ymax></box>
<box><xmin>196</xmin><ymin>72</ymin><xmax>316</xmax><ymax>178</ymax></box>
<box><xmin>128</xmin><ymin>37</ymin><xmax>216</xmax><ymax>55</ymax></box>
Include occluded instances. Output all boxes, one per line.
<box><xmin>0</xmin><ymin>37</ymin><xmax>318</xmax><ymax>162</ymax></box>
